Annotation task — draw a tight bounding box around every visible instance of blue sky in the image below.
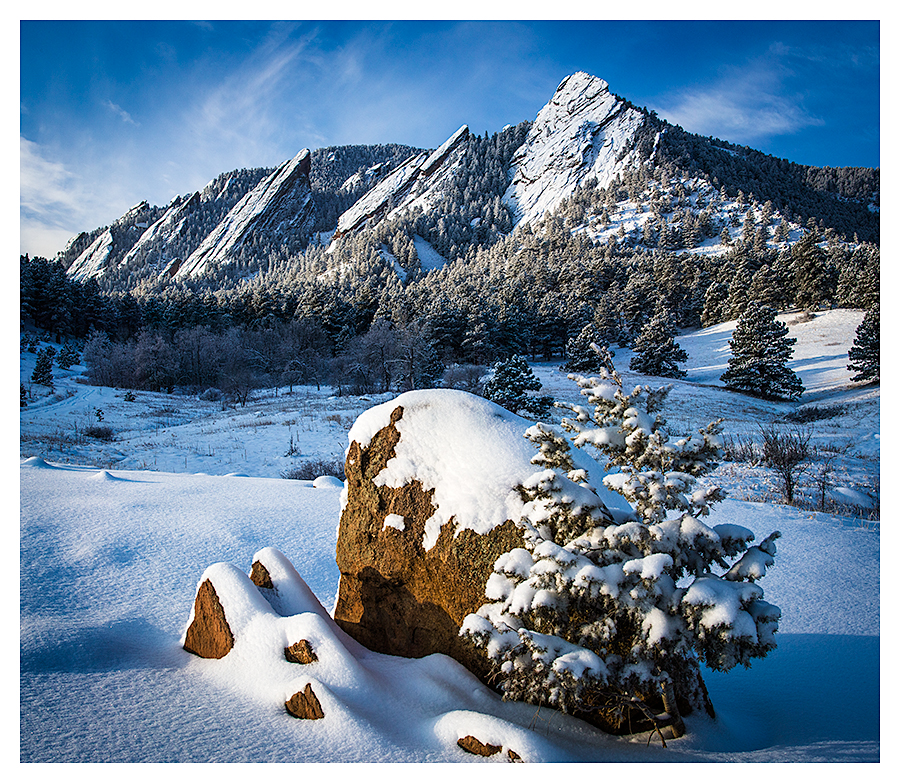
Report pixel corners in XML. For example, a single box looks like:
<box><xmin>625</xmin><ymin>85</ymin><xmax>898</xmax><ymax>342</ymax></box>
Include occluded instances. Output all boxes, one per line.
<box><xmin>20</xmin><ymin>18</ymin><xmax>881</xmax><ymax>258</ymax></box>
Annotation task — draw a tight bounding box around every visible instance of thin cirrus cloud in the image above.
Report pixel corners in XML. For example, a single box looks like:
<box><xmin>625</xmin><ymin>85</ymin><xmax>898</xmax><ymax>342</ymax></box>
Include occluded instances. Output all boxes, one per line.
<box><xmin>183</xmin><ymin>25</ymin><xmax>327</xmax><ymax>164</ymax></box>
<box><xmin>657</xmin><ymin>88</ymin><xmax>825</xmax><ymax>142</ymax></box>
<box><xmin>20</xmin><ymin>137</ymin><xmax>94</xmax><ymax>255</ymax></box>
<box><xmin>653</xmin><ymin>56</ymin><xmax>825</xmax><ymax>145</ymax></box>
<box><xmin>20</xmin><ymin>136</ymin><xmax>141</xmax><ymax>258</ymax></box>
<box><xmin>104</xmin><ymin>99</ymin><xmax>138</xmax><ymax>126</ymax></box>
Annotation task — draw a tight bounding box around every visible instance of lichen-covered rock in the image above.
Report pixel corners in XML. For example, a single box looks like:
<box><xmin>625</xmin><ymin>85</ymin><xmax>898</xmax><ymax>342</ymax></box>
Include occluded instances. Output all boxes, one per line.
<box><xmin>332</xmin><ymin>389</ymin><xmax>624</xmax><ymax>682</ymax></box>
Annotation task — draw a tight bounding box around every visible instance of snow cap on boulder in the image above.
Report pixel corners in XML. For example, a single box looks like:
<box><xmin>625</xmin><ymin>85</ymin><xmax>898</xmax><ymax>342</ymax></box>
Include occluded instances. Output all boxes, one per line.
<box><xmin>333</xmin><ymin>389</ymin><xmax>625</xmax><ymax>678</ymax></box>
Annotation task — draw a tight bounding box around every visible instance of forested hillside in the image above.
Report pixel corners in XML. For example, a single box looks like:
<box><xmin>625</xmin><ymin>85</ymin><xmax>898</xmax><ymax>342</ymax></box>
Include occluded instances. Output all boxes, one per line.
<box><xmin>22</xmin><ymin>74</ymin><xmax>878</xmax><ymax>402</ymax></box>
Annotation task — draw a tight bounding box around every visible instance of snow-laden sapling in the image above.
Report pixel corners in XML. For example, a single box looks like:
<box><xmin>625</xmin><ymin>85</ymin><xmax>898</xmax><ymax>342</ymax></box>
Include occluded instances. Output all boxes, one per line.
<box><xmin>461</xmin><ymin>346</ymin><xmax>781</xmax><ymax>739</ymax></box>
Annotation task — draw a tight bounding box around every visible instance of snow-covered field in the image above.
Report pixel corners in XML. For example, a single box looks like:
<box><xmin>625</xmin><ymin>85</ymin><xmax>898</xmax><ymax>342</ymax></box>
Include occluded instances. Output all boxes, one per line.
<box><xmin>19</xmin><ymin>309</ymin><xmax>882</xmax><ymax>764</ymax></box>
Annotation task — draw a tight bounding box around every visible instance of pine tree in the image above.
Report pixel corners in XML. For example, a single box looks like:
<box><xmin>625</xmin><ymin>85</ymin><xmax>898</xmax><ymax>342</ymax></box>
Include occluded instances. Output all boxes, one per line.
<box><xmin>56</xmin><ymin>343</ymin><xmax>81</xmax><ymax>370</ymax></box>
<box><xmin>847</xmin><ymin>304</ymin><xmax>879</xmax><ymax>384</ymax></box>
<box><xmin>482</xmin><ymin>355</ymin><xmax>552</xmax><ymax>418</ymax></box>
<box><xmin>562</xmin><ymin>324</ymin><xmax>608</xmax><ymax>373</ymax></box>
<box><xmin>790</xmin><ymin>231</ymin><xmax>831</xmax><ymax>310</ymax></box>
<box><xmin>629</xmin><ymin>304</ymin><xmax>688</xmax><ymax>378</ymax></box>
<box><xmin>721</xmin><ymin>301</ymin><xmax>804</xmax><ymax>400</ymax></box>
<box><xmin>31</xmin><ymin>347</ymin><xmax>55</xmax><ymax>389</ymax></box>
<box><xmin>462</xmin><ymin>347</ymin><xmax>780</xmax><ymax>737</ymax></box>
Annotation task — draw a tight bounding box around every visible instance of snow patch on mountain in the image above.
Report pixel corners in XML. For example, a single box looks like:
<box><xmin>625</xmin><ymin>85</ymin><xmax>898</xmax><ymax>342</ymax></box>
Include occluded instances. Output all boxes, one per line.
<box><xmin>412</xmin><ymin>235</ymin><xmax>447</xmax><ymax>271</ymax></box>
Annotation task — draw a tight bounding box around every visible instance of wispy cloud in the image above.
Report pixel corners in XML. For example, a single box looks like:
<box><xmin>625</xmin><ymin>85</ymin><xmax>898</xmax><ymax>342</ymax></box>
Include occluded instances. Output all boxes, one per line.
<box><xmin>185</xmin><ymin>23</ymin><xmax>323</xmax><ymax>163</ymax></box>
<box><xmin>104</xmin><ymin>99</ymin><xmax>138</xmax><ymax>126</ymax></box>
<box><xmin>20</xmin><ymin>137</ymin><xmax>130</xmax><ymax>256</ymax></box>
<box><xmin>20</xmin><ymin>137</ymin><xmax>81</xmax><ymax>225</ymax></box>
<box><xmin>653</xmin><ymin>46</ymin><xmax>826</xmax><ymax>144</ymax></box>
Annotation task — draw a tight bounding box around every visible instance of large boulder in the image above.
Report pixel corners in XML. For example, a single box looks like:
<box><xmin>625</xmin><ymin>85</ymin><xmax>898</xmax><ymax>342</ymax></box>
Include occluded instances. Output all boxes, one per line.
<box><xmin>333</xmin><ymin>389</ymin><xmax>627</xmax><ymax>682</ymax></box>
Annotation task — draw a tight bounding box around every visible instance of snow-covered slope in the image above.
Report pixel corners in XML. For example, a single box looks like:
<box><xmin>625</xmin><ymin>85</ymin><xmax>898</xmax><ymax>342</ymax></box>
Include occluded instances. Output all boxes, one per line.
<box><xmin>18</xmin><ymin>441</ymin><xmax>880</xmax><ymax>763</ymax></box>
<box><xmin>18</xmin><ymin>307</ymin><xmax>881</xmax><ymax>761</ymax></box>
<box><xmin>333</xmin><ymin>125</ymin><xmax>470</xmax><ymax>238</ymax></box>
<box><xmin>503</xmin><ymin>72</ymin><xmax>648</xmax><ymax>226</ymax></box>
<box><xmin>175</xmin><ymin>149</ymin><xmax>315</xmax><ymax>279</ymax></box>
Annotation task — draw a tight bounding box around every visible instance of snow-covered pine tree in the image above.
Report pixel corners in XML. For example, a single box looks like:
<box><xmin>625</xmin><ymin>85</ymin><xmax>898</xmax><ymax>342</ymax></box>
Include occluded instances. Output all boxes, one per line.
<box><xmin>721</xmin><ymin>301</ymin><xmax>804</xmax><ymax>400</ymax></box>
<box><xmin>56</xmin><ymin>342</ymin><xmax>81</xmax><ymax>370</ymax></box>
<box><xmin>482</xmin><ymin>354</ymin><xmax>552</xmax><ymax>418</ymax></box>
<box><xmin>562</xmin><ymin>323</ymin><xmax>608</xmax><ymax>374</ymax></box>
<box><xmin>462</xmin><ymin>346</ymin><xmax>781</xmax><ymax>738</ymax></box>
<box><xmin>629</xmin><ymin>304</ymin><xmax>688</xmax><ymax>378</ymax></box>
<box><xmin>31</xmin><ymin>347</ymin><xmax>55</xmax><ymax>389</ymax></box>
<box><xmin>847</xmin><ymin>304</ymin><xmax>879</xmax><ymax>384</ymax></box>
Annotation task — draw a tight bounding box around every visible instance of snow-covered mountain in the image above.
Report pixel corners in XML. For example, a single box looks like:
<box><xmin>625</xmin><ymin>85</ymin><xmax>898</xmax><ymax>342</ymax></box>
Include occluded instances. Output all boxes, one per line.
<box><xmin>66</xmin><ymin>200</ymin><xmax>164</xmax><ymax>282</ymax></box>
<box><xmin>54</xmin><ymin>71</ymin><xmax>878</xmax><ymax>290</ymax></box>
<box><xmin>333</xmin><ymin>125</ymin><xmax>470</xmax><ymax>238</ymax></box>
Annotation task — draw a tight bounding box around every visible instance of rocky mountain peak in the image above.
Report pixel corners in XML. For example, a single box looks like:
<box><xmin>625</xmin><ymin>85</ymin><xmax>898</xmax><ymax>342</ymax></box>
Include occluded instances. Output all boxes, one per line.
<box><xmin>503</xmin><ymin>74</ymin><xmax>647</xmax><ymax>227</ymax></box>
<box><xmin>333</xmin><ymin>125</ymin><xmax>470</xmax><ymax>239</ymax></box>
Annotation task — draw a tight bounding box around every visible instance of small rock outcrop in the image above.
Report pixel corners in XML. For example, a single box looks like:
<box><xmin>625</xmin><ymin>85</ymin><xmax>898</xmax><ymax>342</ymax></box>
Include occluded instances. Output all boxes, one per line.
<box><xmin>182</xmin><ymin>578</ymin><xmax>234</xmax><ymax>659</ymax></box>
<box><xmin>284</xmin><ymin>640</ymin><xmax>318</xmax><ymax>664</ymax></box>
<box><xmin>285</xmin><ymin>684</ymin><xmax>325</xmax><ymax>720</ymax></box>
<box><xmin>457</xmin><ymin>736</ymin><xmax>501</xmax><ymax>756</ymax></box>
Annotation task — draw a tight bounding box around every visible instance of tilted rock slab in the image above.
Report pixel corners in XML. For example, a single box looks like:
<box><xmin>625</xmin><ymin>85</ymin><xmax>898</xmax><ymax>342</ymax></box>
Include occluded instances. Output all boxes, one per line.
<box><xmin>333</xmin><ymin>389</ymin><xmax>625</xmax><ymax>681</ymax></box>
<box><xmin>333</xmin><ymin>125</ymin><xmax>469</xmax><ymax>238</ymax></box>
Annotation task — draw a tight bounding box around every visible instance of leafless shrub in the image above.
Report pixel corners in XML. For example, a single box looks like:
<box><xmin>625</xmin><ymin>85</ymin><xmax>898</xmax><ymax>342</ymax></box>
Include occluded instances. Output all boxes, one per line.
<box><xmin>281</xmin><ymin>457</ymin><xmax>346</xmax><ymax>481</ymax></box>
<box><xmin>760</xmin><ymin>425</ymin><xmax>811</xmax><ymax>504</ymax></box>
<box><xmin>441</xmin><ymin>363</ymin><xmax>487</xmax><ymax>395</ymax></box>
<box><xmin>722</xmin><ymin>433</ymin><xmax>760</xmax><ymax>464</ymax></box>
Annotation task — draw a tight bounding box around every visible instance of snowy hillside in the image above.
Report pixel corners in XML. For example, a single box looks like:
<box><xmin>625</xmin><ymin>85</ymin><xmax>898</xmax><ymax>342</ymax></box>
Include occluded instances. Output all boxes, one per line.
<box><xmin>19</xmin><ymin>309</ymin><xmax>880</xmax><ymax>762</ymax></box>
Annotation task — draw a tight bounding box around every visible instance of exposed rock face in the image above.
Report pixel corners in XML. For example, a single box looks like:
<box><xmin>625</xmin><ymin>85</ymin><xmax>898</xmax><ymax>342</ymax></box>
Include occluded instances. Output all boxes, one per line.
<box><xmin>119</xmin><ymin>191</ymin><xmax>202</xmax><ymax>277</ymax></box>
<box><xmin>182</xmin><ymin>578</ymin><xmax>234</xmax><ymax>659</ymax></box>
<box><xmin>66</xmin><ymin>201</ymin><xmax>160</xmax><ymax>282</ymax></box>
<box><xmin>503</xmin><ymin>72</ymin><xmax>648</xmax><ymax>226</ymax></box>
<box><xmin>176</xmin><ymin>148</ymin><xmax>315</xmax><ymax>279</ymax></box>
<box><xmin>249</xmin><ymin>559</ymin><xmax>274</xmax><ymax>589</ymax></box>
<box><xmin>334</xmin><ymin>404</ymin><xmax>522</xmax><ymax>679</ymax></box>
<box><xmin>457</xmin><ymin>736</ymin><xmax>501</xmax><ymax>757</ymax></box>
<box><xmin>333</xmin><ymin>125</ymin><xmax>469</xmax><ymax>238</ymax></box>
<box><xmin>332</xmin><ymin>390</ymin><xmax>624</xmax><ymax>683</ymax></box>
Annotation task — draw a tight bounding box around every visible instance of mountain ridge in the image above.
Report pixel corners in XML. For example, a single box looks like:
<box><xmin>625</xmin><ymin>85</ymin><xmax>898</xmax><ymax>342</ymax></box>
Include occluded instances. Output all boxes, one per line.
<box><xmin>50</xmin><ymin>72</ymin><xmax>878</xmax><ymax>292</ymax></box>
